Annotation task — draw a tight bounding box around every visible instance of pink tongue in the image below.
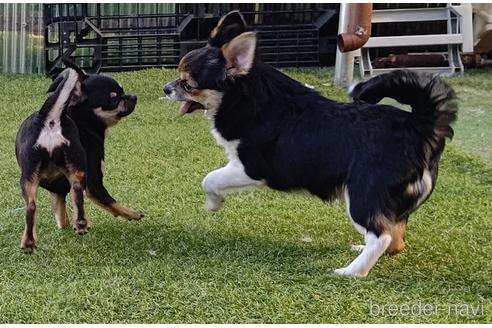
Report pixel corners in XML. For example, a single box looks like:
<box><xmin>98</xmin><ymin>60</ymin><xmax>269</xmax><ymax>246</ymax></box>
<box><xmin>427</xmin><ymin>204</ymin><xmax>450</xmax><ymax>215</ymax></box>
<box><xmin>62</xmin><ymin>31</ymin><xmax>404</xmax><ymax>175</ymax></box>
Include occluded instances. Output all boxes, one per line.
<box><xmin>179</xmin><ymin>102</ymin><xmax>191</xmax><ymax>116</ymax></box>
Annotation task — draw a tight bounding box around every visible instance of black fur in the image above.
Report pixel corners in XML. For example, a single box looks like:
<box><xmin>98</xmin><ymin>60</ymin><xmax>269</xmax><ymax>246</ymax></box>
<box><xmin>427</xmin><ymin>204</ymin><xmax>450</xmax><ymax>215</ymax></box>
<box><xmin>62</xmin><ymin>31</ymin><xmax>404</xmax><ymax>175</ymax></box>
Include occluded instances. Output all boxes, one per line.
<box><xmin>216</xmin><ymin>64</ymin><xmax>457</xmax><ymax>229</ymax></box>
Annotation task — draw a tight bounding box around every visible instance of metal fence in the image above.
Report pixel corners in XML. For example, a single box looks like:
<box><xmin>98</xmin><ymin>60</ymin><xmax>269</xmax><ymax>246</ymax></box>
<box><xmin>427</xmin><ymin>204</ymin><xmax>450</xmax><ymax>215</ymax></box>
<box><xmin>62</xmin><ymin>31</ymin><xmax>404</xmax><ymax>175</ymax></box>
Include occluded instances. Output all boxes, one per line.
<box><xmin>0</xmin><ymin>3</ymin><xmax>44</xmax><ymax>74</ymax></box>
<box><xmin>44</xmin><ymin>3</ymin><xmax>338</xmax><ymax>74</ymax></box>
<box><xmin>0</xmin><ymin>3</ymin><xmax>453</xmax><ymax>75</ymax></box>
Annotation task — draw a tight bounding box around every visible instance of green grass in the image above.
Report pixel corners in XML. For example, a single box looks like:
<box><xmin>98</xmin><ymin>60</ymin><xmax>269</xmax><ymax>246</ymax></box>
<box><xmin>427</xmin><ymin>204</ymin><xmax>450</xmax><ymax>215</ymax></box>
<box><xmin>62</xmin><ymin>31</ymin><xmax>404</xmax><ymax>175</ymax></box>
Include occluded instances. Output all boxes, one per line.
<box><xmin>447</xmin><ymin>68</ymin><xmax>492</xmax><ymax>160</ymax></box>
<box><xmin>0</xmin><ymin>68</ymin><xmax>490</xmax><ymax>323</ymax></box>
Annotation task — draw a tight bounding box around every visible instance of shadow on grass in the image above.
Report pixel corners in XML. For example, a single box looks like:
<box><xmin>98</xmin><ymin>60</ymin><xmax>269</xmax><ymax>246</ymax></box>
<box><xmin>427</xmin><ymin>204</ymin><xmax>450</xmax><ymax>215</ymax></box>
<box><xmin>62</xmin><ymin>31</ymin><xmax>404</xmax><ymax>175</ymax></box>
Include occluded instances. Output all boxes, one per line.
<box><xmin>56</xmin><ymin>218</ymin><xmax>341</xmax><ymax>270</ymax></box>
<box><xmin>24</xmin><ymin>211</ymin><xmax>486</xmax><ymax>293</ymax></box>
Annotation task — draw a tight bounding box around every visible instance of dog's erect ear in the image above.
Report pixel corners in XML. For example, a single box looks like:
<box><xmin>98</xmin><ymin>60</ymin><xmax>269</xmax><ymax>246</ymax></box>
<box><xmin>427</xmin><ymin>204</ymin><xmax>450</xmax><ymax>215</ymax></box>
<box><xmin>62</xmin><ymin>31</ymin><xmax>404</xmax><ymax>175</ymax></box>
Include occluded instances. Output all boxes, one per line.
<box><xmin>209</xmin><ymin>10</ymin><xmax>248</xmax><ymax>48</ymax></box>
<box><xmin>221</xmin><ymin>32</ymin><xmax>256</xmax><ymax>76</ymax></box>
<box><xmin>48</xmin><ymin>58</ymin><xmax>89</xmax><ymax>93</ymax></box>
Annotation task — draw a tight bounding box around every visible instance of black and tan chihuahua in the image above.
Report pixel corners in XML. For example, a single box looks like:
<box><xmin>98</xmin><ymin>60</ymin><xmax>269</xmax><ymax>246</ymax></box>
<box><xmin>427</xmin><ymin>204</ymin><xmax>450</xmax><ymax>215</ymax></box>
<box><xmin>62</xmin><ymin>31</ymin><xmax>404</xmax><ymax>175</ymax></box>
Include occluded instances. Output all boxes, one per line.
<box><xmin>15</xmin><ymin>59</ymin><xmax>143</xmax><ymax>253</ymax></box>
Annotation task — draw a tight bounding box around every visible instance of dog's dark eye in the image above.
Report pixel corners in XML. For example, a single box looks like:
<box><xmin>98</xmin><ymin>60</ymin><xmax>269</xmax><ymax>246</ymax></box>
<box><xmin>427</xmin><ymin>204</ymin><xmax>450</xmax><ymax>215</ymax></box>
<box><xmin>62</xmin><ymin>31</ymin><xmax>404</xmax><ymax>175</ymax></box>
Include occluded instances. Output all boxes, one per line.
<box><xmin>180</xmin><ymin>80</ymin><xmax>194</xmax><ymax>93</ymax></box>
<box><xmin>110</xmin><ymin>92</ymin><xmax>118</xmax><ymax>98</ymax></box>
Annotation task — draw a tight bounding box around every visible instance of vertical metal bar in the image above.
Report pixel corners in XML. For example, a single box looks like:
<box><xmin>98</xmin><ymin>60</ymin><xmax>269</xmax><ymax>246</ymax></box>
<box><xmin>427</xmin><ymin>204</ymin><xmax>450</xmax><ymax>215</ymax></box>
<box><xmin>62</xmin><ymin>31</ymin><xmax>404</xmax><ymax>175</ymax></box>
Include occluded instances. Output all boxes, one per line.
<box><xmin>19</xmin><ymin>3</ymin><xmax>26</xmax><ymax>74</ymax></box>
<box><xmin>12</xmin><ymin>3</ymin><xmax>18</xmax><ymax>73</ymax></box>
<box><xmin>37</xmin><ymin>3</ymin><xmax>43</xmax><ymax>74</ymax></box>
<box><xmin>28</xmin><ymin>3</ymin><xmax>35</xmax><ymax>74</ymax></box>
<box><xmin>137</xmin><ymin>4</ymin><xmax>141</xmax><ymax>68</ymax></box>
<box><xmin>117</xmin><ymin>2</ymin><xmax>120</xmax><ymax>31</ymax></box>
<box><xmin>452</xmin><ymin>4</ymin><xmax>473</xmax><ymax>53</ymax></box>
<box><xmin>97</xmin><ymin>3</ymin><xmax>101</xmax><ymax>30</ymax></box>
<box><xmin>2</xmin><ymin>4</ymin><xmax>8</xmax><ymax>73</ymax></box>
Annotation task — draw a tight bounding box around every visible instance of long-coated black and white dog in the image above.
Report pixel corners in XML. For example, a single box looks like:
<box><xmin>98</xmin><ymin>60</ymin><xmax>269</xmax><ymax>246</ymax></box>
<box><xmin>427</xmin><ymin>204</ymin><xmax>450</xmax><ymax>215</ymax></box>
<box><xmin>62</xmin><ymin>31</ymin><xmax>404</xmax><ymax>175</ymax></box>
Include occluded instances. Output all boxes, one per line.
<box><xmin>16</xmin><ymin>59</ymin><xmax>143</xmax><ymax>252</ymax></box>
<box><xmin>163</xmin><ymin>11</ymin><xmax>457</xmax><ymax>277</ymax></box>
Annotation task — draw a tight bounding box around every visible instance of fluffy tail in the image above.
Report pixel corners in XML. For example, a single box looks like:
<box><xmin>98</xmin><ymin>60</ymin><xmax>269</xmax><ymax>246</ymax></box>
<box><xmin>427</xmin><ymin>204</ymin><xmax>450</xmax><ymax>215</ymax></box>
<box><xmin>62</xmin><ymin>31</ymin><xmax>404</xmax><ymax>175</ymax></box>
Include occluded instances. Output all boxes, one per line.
<box><xmin>350</xmin><ymin>70</ymin><xmax>457</xmax><ymax>145</ymax></box>
<box><xmin>39</xmin><ymin>67</ymin><xmax>78</xmax><ymax>120</ymax></box>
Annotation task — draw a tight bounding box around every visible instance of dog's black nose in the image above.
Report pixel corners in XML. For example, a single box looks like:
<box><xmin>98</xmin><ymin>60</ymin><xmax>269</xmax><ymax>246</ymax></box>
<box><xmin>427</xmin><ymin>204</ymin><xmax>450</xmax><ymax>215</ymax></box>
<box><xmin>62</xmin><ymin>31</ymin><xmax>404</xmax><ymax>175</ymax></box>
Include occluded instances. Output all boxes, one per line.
<box><xmin>163</xmin><ymin>83</ymin><xmax>173</xmax><ymax>95</ymax></box>
<box><xmin>128</xmin><ymin>95</ymin><xmax>137</xmax><ymax>103</ymax></box>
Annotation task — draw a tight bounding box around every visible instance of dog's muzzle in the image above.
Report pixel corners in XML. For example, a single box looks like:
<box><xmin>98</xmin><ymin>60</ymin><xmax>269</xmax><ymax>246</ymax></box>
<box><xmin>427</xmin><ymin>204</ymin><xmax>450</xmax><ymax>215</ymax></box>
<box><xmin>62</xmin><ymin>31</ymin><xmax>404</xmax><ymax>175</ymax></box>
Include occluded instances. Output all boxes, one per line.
<box><xmin>117</xmin><ymin>95</ymin><xmax>137</xmax><ymax>117</ymax></box>
<box><xmin>163</xmin><ymin>80</ymin><xmax>179</xmax><ymax>100</ymax></box>
<box><xmin>163</xmin><ymin>80</ymin><xmax>205</xmax><ymax>115</ymax></box>
<box><xmin>163</xmin><ymin>83</ymin><xmax>174</xmax><ymax>96</ymax></box>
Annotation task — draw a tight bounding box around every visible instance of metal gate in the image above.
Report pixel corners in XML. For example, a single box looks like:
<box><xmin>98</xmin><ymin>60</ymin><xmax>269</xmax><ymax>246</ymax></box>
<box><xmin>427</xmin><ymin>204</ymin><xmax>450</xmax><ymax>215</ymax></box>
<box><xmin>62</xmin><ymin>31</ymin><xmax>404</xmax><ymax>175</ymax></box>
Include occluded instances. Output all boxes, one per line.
<box><xmin>43</xmin><ymin>3</ymin><xmax>339</xmax><ymax>75</ymax></box>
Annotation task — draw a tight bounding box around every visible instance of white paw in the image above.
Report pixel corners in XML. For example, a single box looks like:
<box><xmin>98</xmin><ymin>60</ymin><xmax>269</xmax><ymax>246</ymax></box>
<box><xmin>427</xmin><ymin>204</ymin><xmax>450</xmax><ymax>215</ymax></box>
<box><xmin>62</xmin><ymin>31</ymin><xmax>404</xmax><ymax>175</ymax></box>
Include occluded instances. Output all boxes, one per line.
<box><xmin>334</xmin><ymin>267</ymin><xmax>368</xmax><ymax>278</ymax></box>
<box><xmin>351</xmin><ymin>244</ymin><xmax>365</xmax><ymax>253</ymax></box>
<box><xmin>204</xmin><ymin>197</ymin><xmax>224</xmax><ymax>212</ymax></box>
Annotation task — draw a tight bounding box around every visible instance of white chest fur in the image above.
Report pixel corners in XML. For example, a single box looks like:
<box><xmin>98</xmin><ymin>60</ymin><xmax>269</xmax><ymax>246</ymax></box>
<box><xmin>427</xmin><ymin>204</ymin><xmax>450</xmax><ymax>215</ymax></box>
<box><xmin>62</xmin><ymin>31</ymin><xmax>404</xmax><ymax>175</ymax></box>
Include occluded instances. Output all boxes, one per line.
<box><xmin>210</xmin><ymin>127</ymin><xmax>239</xmax><ymax>162</ymax></box>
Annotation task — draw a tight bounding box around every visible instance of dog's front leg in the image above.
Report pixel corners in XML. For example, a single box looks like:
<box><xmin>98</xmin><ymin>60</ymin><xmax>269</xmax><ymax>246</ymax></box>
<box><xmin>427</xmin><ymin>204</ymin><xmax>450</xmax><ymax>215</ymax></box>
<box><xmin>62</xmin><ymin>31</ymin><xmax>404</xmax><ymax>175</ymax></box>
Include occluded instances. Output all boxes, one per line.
<box><xmin>202</xmin><ymin>160</ymin><xmax>264</xmax><ymax>211</ymax></box>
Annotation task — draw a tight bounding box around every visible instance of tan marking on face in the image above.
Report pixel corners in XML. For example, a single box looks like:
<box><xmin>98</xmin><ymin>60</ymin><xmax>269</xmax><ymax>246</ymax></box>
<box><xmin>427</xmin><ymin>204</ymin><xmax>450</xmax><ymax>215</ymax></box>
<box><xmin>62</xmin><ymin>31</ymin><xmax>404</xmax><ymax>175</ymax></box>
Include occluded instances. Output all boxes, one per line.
<box><xmin>191</xmin><ymin>89</ymin><xmax>223</xmax><ymax>113</ymax></box>
<box><xmin>177</xmin><ymin>68</ymin><xmax>223</xmax><ymax>112</ymax></box>
<box><xmin>94</xmin><ymin>106</ymin><xmax>122</xmax><ymax>128</ymax></box>
<box><xmin>178</xmin><ymin>71</ymin><xmax>199</xmax><ymax>90</ymax></box>
<box><xmin>179</xmin><ymin>71</ymin><xmax>190</xmax><ymax>81</ymax></box>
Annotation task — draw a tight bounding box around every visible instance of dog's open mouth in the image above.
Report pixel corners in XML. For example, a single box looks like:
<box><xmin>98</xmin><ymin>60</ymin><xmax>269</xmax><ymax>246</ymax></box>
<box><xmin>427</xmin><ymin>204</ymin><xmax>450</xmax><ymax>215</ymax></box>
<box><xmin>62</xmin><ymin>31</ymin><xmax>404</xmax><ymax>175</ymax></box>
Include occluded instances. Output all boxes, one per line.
<box><xmin>179</xmin><ymin>101</ymin><xmax>204</xmax><ymax>116</ymax></box>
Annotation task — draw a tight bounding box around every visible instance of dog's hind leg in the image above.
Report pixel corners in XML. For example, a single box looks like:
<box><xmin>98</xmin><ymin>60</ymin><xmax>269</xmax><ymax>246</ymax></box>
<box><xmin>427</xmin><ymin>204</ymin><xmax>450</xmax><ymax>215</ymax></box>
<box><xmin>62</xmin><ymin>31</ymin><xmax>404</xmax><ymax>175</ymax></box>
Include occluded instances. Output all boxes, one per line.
<box><xmin>20</xmin><ymin>177</ymin><xmax>39</xmax><ymax>253</ymax></box>
<box><xmin>335</xmin><ymin>215</ymin><xmax>407</xmax><ymax>277</ymax></box>
<box><xmin>50</xmin><ymin>192</ymin><xmax>68</xmax><ymax>229</ymax></box>
<box><xmin>88</xmin><ymin>192</ymin><xmax>145</xmax><ymax>221</ymax></box>
<box><xmin>85</xmin><ymin>155</ymin><xmax>144</xmax><ymax>221</ymax></box>
<box><xmin>202</xmin><ymin>160</ymin><xmax>264</xmax><ymax>211</ymax></box>
<box><xmin>68</xmin><ymin>170</ymin><xmax>90</xmax><ymax>235</ymax></box>
<box><xmin>336</xmin><ymin>186</ymin><xmax>393</xmax><ymax>277</ymax></box>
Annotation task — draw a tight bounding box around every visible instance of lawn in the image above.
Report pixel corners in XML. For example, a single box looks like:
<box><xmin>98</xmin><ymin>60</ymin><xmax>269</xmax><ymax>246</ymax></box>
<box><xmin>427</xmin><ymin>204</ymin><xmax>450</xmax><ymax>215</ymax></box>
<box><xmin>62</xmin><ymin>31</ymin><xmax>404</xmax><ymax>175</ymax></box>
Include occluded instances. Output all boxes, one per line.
<box><xmin>0</xmin><ymin>68</ymin><xmax>490</xmax><ymax>323</ymax></box>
